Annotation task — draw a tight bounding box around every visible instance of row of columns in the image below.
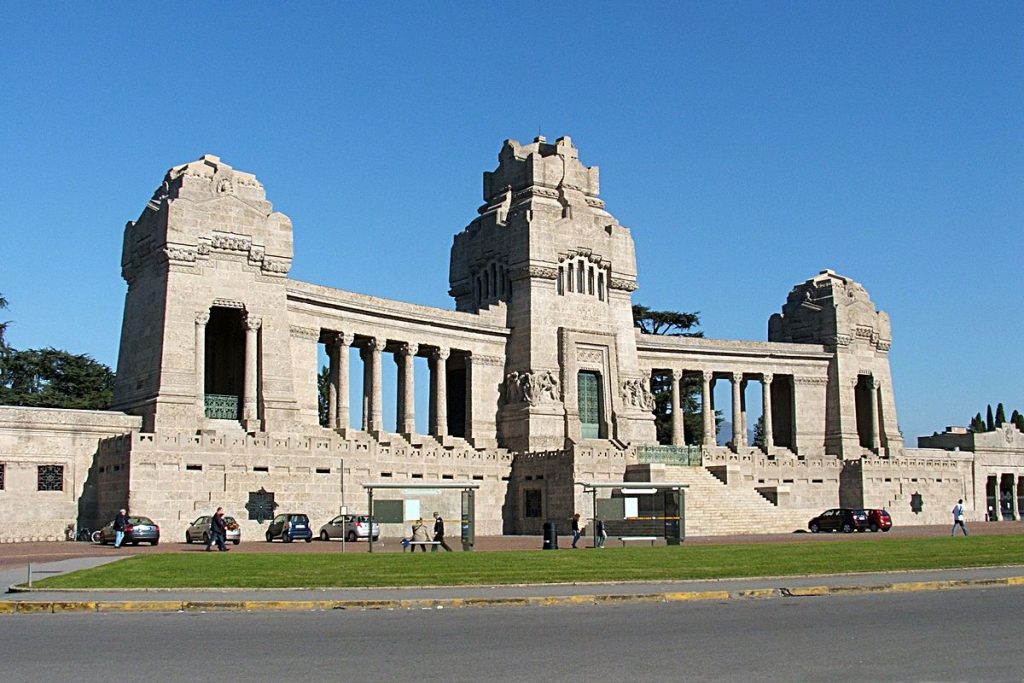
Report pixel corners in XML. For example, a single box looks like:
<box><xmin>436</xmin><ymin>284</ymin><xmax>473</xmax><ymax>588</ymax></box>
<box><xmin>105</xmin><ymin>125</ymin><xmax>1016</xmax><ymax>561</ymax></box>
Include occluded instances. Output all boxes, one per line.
<box><xmin>324</xmin><ymin>333</ymin><xmax>451</xmax><ymax>438</ymax></box>
<box><xmin>667</xmin><ymin>370</ymin><xmax>775</xmax><ymax>452</ymax></box>
<box><xmin>986</xmin><ymin>474</ymin><xmax>1023</xmax><ymax>521</ymax></box>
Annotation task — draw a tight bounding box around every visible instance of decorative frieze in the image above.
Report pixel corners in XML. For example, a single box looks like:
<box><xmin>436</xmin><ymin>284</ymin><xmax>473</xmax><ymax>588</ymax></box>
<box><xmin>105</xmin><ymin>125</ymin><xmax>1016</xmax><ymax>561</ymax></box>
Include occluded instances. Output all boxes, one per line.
<box><xmin>608</xmin><ymin>277</ymin><xmax>638</xmax><ymax>292</ymax></box>
<box><xmin>621</xmin><ymin>377</ymin><xmax>656</xmax><ymax>411</ymax></box>
<box><xmin>502</xmin><ymin>370</ymin><xmax>560</xmax><ymax>405</ymax></box>
<box><xmin>289</xmin><ymin>325</ymin><xmax>320</xmax><ymax>341</ymax></box>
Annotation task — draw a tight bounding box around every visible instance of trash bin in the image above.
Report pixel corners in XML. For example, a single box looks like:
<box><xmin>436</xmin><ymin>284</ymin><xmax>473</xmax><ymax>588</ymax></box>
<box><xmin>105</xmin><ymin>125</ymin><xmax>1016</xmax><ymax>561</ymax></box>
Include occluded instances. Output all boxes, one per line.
<box><xmin>542</xmin><ymin>521</ymin><xmax>558</xmax><ymax>550</ymax></box>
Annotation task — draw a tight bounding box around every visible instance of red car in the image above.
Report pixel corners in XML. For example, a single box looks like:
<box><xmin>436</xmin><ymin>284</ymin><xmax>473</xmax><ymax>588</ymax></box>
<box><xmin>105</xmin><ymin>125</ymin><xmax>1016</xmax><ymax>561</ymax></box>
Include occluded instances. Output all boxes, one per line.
<box><xmin>865</xmin><ymin>509</ymin><xmax>892</xmax><ymax>532</ymax></box>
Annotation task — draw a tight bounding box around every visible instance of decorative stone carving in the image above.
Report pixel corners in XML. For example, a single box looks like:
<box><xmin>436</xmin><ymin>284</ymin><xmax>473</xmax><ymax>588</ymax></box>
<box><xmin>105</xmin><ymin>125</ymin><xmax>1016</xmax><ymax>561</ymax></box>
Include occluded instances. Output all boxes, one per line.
<box><xmin>398</xmin><ymin>342</ymin><xmax>419</xmax><ymax>358</ymax></box>
<box><xmin>212</xmin><ymin>298</ymin><xmax>245</xmax><ymax>309</ymax></box>
<box><xmin>621</xmin><ymin>378</ymin><xmax>656</xmax><ymax>411</ymax></box>
<box><xmin>244</xmin><ymin>315</ymin><xmax>262</xmax><ymax>332</ymax></box>
<box><xmin>164</xmin><ymin>246</ymin><xmax>197</xmax><ymax>263</ymax></box>
<box><xmin>470</xmin><ymin>354</ymin><xmax>504</xmax><ymax>366</ymax></box>
<box><xmin>502</xmin><ymin>370</ymin><xmax>560</xmax><ymax>406</ymax></box>
<box><xmin>432</xmin><ymin>347</ymin><xmax>450</xmax><ymax>362</ymax></box>
<box><xmin>195</xmin><ymin>312</ymin><xmax>210</xmax><ymax>326</ymax></box>
<box><xmin>577</xmin><ymin>348</ymin><xmax>604</xmax><ymax>365</ymax></box>
<box><xmin>795</xmin><ymin>376</ymin><xmax>829</xmax><ymax>385</ymax></box>
<box><xmin>608</xmin><ymin>277</ymin><xmax>638</xmax><ymax>292</ymax></box>
<box><xmin>289</xmin><ymin>325</ymin><xmax>319</xmax><ymax>341</ymax></box>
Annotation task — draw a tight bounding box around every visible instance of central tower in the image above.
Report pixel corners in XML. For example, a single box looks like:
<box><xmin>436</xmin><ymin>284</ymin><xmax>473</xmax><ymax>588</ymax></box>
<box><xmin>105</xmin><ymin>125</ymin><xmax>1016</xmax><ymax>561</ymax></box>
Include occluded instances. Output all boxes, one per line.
<box><xmin>450</xmin><ymin>136</ymin><xmax>656</xmax><ymax>451</ymax></box>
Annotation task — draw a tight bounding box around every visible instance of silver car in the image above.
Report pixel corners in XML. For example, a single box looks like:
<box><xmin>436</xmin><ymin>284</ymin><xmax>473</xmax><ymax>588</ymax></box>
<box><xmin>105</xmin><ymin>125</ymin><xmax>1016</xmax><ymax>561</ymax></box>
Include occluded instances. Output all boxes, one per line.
<box><xmin>185</xmin><ymin>515</ymin><xmax>241</xmax><ymax>545</ymax></box>
<box><xmin>319</xmin><ymin>514</ymin><xmax>380</xmax><ymax>542</ymax></box>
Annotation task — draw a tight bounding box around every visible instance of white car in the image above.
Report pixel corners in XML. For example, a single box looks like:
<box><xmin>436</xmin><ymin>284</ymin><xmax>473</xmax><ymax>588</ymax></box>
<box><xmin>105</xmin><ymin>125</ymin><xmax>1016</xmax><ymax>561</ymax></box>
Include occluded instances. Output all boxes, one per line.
<box><xmin>319</xmin><ymin>514</ymin><xmax>380</xmax><ymax>542</ymax></box>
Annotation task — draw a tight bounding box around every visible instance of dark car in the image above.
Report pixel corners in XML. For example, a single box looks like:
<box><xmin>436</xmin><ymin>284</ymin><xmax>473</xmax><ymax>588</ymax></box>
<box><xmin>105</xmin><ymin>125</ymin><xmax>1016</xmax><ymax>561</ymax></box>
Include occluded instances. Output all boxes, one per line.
<box><xmin>98</xmin><ymin>515</ymin><xmax>160</xmax><ymax>546</ymax></box>
<box><xmin>865</xmin><ymin>508</ymin><xmax>893</xmax><ymax>532</ymax></box>
<box><xmin>808</xmin><ymin>508</ymin><xmax>868</xmax><ymax>533</ymax></box>
<box><xmin>265</xmin><ymin>513</ymin><xmax>313</xmax><ymax>543</ymax></box>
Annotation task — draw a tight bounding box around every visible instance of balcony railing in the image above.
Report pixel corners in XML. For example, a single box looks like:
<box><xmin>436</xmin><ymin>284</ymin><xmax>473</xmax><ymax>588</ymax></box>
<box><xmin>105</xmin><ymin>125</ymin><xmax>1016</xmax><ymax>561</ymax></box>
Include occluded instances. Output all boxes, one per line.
<box><xmin>635</xmin><ymin>444</ymin><xmax>703</xmax><ymax>466</ymax></box>
<box><xmin>205</xmin><ymin>393</ymin><xmax>240</xmax><ymax>420</ymax></box>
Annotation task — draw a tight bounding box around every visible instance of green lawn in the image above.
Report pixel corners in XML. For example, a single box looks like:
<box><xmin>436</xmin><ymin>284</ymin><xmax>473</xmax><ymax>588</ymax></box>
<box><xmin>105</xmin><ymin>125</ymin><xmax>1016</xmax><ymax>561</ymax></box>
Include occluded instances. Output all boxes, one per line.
<box><xmin>34</xmin><ymin>535</ymin><xmax>1024</xmax><ymax>590</ymax></box>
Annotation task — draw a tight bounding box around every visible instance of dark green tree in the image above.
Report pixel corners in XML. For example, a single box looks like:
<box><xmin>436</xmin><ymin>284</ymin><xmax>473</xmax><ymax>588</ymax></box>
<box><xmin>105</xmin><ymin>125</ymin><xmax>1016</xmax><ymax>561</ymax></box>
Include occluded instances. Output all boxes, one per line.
<box><xmin>0</xmin><ymin>292</ymin><xmax>9</xmax><ymax>353</ymax></box>
<box><xmin>752</xmin><ymin>414</ymin><xmax>766</xmax><ymax>449</ymax></box>
<box><xmin>995</xmin><ymin>403</ymin><xmax>1006</xmax><ymax>427</ymax></box>
<box><xmin>986</xmin><ymin>404</ymin><xmax>994</xmax><ymax>431</ymax></box>
<box><xmin>969</xmin><ymin>413</ymin><xmax>986</xmax><ymax>433</ymax></box>
<box><xmin>633</xmin><ymin>304</ymin><xmax>715</xmax><ymax>445</ymax></box>
<box><xmin>317</xmin><ymin>365</ymin><xmax>329</xmax><ymax>427</ymax></box>
<box><xmin>1014</xmin><ymin>411</ymin><xmax>1024</xmax><ymax>433</ymax></box>
<box><xmin>0</xmin><ymin>347</ymin><xmax>114</xmax><ymax>409</ymax></box>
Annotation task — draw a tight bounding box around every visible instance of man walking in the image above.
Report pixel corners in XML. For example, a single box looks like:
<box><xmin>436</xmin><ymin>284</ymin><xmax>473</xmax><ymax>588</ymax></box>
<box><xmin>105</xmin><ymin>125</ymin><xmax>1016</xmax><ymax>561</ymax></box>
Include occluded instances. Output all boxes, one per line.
<box><xmin>951</xmin><ymin>499</ymin><xmax>969</xmax><ymax>536</ymax></box>
<box><xmin>431</xmin><ymin>512</ymin><xmax>453</xmax><ymax>552</ymax></box>
<box><xmin>113</xmin><ymin>508</ymin><xmax>129</xmax><ymax>548</ymax></box>
<box><xmin>207</xmin><ymin>507</ymin><xmax>229</xmax><ymax>551</ymax></box>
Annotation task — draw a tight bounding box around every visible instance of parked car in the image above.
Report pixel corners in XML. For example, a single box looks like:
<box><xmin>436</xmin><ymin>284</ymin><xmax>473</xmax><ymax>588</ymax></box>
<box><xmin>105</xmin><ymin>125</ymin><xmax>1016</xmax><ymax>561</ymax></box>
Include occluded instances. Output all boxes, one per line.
<box><xmin>318</xmin><ymin>514</ymin><xmax>380</xmax><ymax>542</ymax></box>
<box><xmin>98</xmin><ymin>515</ymin><xmax>161</xmax><ymax>546</ymax></box>
<box><xmin>865</xmin><ymin>508</ymin><xmax>893</xmax><ymax>532</ymax></box>
<box><xmin>265</xmin><ymin>513</ymin><xmax>313</xmax><ymax>543</ymax></box>
<box><xmin>808</xmin><ymin>508</ymin><xmax>868</xmax><ymax>533</ymax></box>
<box><xmin>185</xmin><ymin>515</ymin><xmax>241</xmax><ymax>545</ymax></box>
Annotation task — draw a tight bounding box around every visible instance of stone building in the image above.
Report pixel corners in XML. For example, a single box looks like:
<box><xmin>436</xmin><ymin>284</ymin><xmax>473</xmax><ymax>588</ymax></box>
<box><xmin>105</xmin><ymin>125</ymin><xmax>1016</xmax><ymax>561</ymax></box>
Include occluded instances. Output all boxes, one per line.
<box><xmin>1</xmin><ymin>136</ymin><xmax>1021</xmax><ymax>542</ymax></box>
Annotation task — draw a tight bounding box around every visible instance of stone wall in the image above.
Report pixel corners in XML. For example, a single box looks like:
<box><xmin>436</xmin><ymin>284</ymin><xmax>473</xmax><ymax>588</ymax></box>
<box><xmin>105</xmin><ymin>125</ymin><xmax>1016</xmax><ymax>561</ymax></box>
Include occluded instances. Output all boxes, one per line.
<box><xmin>0</xmin><ymin>407</ymin><xmax>140</xmax><ymax>542</ymax></box>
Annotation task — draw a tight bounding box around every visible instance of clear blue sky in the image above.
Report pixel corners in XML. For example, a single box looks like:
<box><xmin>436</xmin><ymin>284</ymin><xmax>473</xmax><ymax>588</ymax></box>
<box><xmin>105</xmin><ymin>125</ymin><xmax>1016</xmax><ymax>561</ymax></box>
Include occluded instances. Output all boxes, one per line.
<box><xmin>1</xmin><ymin>3</ymin><xmax>1021</xmax><ymax>441</ymax></box>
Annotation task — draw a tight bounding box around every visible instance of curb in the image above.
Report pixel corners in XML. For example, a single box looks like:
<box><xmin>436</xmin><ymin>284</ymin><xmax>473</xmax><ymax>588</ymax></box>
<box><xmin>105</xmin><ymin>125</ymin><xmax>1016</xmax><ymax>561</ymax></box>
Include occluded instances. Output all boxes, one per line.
<box><xmin>2</xmin><ymin>575</ymin><xmax>1022</xmax><ymax>614</ymax></box>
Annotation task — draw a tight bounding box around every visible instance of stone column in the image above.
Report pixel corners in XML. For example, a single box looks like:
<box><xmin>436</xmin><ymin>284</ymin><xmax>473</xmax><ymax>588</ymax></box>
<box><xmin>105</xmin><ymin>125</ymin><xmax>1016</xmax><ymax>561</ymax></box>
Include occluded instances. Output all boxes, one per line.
<box><xmin>761</xmin><ymin>373</ymin><xmax>774</xmax><ymax>452</ymax></box>
<box><xmin>368</xmin><ymin>337</ymin><xmax>384</xmax><ymax>432</ymax></box>
<box><xmin>670</xmin><ymin>369</ymin><xmax>684</xmax><ymax>446</ymax></box>
<box><xmin>243</xmin><ymin>314</ymin><xmax>261</xmax><ymax>431</ymax></box>
<box><xmin>194</xmin><ymin>311</ymin><xmax>209</xmax><ymax>421</ymax></box>
<box><xmin>328</xmin><ymin>332</ymin><xmax>353</xmax><ymax>431</ymax></box>
<box><xmin>869</xmin><ymin>377</ymin><xmax>880</xmax><ymax>453</ymax></box>
<box><xmin>360</xmin><ymin>346</ymin><xmax>371</xmax><ymax>431</ymax></box>
<box><xmin>431</xmin><ymin>347</ymin><xmax>450</xmax><ymax>438</ymax></box>
<box><xmin>989</xmin><ymin>475</ymin><xmax>1000</xmax><ymax>521</ymax></box>
<box><xmin>739</xmin><ymin>377</ymin><xmax>748</xmax><ymax>447</ymax></box>
<box><xmin>701</xmin><ymin>371</ymin><xmax>715</xmax><ymax>447</ymax></box>
<box><xmin>730</xmin><ymin>373</ymin><xmax>742</xmax><ymax>451</ymax></box>
<box><xmin>396</xmin><ymin>342</ymin><xmax>419</xmax><ymax>435</ymax></box>
<box><xmin>327</xmin><ymin>336</ymin><xmax>340</xmax><ymax>430</ymax></box>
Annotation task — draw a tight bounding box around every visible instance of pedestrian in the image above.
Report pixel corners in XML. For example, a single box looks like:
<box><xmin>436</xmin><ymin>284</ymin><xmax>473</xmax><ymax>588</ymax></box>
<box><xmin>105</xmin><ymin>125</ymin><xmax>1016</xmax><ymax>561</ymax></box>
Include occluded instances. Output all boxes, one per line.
<box><xmin>113</xmin><ymin>508</ymin><xmax>129</xmax><ymax>548</ymax></box>
<box><xmin>951</xmin><ymin>499</ymin><xmax>968</xmax><ymax>536</ymax></box>
<box><xmin>571</xmin><ymin>513</ymin><xmax>581</xmax><ymax>548</ymax></box>
<box><xmin>431</xmin><ymin>512</ymin><xmax>453</xmax><ymax>552</ymax></box>
<box><xmin>207</xmin><ymin>506</ymin><xmax>229</xmax><ymax>551</ymax></box>
<box><xmin>596</xmin><ymin>519</ymin><xmax>607</xmax><ymax>548</ymax></box>
<box><xmin>411</xmin><ymin>518</ymin><xmax>430</xmax><ymax>552</ymax></box>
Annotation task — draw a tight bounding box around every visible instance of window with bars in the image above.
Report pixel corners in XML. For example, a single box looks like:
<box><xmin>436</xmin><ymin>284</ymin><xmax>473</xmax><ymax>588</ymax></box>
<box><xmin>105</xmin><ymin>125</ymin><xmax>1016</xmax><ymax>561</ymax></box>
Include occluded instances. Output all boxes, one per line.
<box><xmin>38</xmin><ymin>465</ymin><xmax>64</xmax><ymax>491</ymax></box>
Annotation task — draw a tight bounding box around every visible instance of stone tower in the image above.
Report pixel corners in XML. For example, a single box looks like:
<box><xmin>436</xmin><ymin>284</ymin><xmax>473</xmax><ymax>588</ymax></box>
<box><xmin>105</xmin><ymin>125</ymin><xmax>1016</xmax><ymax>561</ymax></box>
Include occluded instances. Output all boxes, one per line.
<box><xmin>449</xmin><ymin>136</ymin><xmax>656</xmax><ymax>451</ymax></box>
<box><xmin>112</xmin><ymin>155</ymin><xmax>299</xmax><ymax>433</ymax></box>
<box><xmin>769</xmin><ymin>270</ymin><xmax>903</xmax><ymax>457</ymax></box>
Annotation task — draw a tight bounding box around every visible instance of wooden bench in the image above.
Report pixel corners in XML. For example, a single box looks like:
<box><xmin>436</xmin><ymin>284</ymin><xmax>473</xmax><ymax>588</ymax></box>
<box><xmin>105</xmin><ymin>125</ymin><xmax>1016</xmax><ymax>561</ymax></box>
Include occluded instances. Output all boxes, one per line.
<box><xmin>402</xmin><ymin>540</ymin><xmax>442</xmax><ymax>552</ymax></box>
<box><xmin>618</xmin><ymin>536</ymin><xmax>658</xmax><ymax>547</ymax></box>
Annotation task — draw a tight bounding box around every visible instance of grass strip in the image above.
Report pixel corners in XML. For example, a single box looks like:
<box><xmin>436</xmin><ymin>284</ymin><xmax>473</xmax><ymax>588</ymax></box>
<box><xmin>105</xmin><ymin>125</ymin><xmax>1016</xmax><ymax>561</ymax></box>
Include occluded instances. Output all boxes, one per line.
<box><xmin>34</xmin><ymin>535</ymin><xmax>1024</xmax><ymax>590</ymax></box>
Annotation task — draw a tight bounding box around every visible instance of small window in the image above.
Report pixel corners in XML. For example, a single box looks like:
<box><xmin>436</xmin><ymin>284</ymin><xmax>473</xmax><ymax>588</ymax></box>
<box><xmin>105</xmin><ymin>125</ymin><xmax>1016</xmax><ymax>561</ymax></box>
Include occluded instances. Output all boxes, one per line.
<box><xmin>536</xmin><ymin>474</ymin><xmax>544</xmax><ymax>480</ymax></box>
<box><xmin>380</xmin><ymin>472</ymin><xmax>393</xmax><ymax>478</ymax></box>
<box><xmin>186</xmin><ymin>464</ymin><xmax>203</xmax><ymax>471</ymax></box>
<box><xmin>472</xmin><ymin>475</ymin><xmax>484</xmax><ymax>481</ymax></box>
<box><xmin>442</xmin><ymin>474</ymin><xmax>454</xmax><ymax>480</ymax></box>
<box><xmin>0</xmin><ymin>463</ymin><xmax>4</xmax><ymax>490</ymax></box>
<box><xmin>113</xmin><ymin>464</ymin><xmax>120</xmax><ymax>471</ymax></box>
<box><xmin>316</xmin><ymin>468</ymin><xmax>331</xmax><ymax>475</ymax></box>
<box><xmin>411</xmin><ymin>473</ymin><xmax>423</xmax><ymax>479</ymax></box>
<box><xmin>38</xmin><ymin>465</ymin><xmax>64</xmax><ymax>491</ymax></box>
<box><xmin>253</xmin><ymin>466</ymin><xmax>269</xmax><ymax>473</ymax></box>
<box><xmin>812</xmin><ymin>479</ymin><xmax>823</xmax><ymax>484</ymax></box>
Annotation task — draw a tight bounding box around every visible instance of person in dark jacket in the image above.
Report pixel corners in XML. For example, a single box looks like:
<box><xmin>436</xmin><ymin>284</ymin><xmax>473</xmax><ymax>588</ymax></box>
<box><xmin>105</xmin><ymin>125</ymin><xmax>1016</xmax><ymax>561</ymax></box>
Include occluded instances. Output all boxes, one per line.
<box><xmin>113</xmin><ymin>508</ymin><xmax>129</xmax><ymax>548</ymax></box>
<box><xmin>207</xmin><ymin>507</ymin><xmax>229</xmax><ymax>551</ymax></box>
<box><xmin>431</xmin><ymin>512</ymin><xmax>453</xmax><ymax>552</ymax></box>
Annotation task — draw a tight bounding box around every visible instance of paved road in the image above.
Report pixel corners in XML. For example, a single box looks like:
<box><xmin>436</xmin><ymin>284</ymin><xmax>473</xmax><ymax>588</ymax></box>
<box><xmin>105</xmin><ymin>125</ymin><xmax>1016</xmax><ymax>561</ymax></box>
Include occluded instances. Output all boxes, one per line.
<box><xmin>1</xmin><ymin>586</ymin><xmax>1021</xmax><ymax>682</ymax></box>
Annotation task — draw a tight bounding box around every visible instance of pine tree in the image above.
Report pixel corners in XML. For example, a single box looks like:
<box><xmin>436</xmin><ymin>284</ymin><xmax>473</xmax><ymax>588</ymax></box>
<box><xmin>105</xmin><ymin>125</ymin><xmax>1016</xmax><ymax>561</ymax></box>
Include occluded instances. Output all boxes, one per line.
<box><xmin>969</xmin><ymin>413</ymin><xmax>985</xmax><ymax>433</ymax></box>
<box><xmin>986</xmin><ymin>404</ymin><xmax>994</xmax><ymax>431</ymax></box>
<box><xmin>995</xmin><ymin>403</ymin><xmax>1006</xmax><ymax>427</ymax></box>
<box><xmin>0</xmin><ymin>347</ymin><xmax>114</xmax><ymax>409</ymax></box>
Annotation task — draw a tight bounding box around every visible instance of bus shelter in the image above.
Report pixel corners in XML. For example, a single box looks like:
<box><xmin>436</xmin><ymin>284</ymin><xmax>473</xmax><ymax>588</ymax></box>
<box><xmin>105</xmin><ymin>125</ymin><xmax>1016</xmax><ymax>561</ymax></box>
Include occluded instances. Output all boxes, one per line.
<box><xmin>575</xmin><ymin>481</ymin><xmax>689</xmax><ymax>545</ymax></box>
<box><xmin>361</xmin><ymin>481</ymin><xmax>481</xmax><ymax>553</ymax></box>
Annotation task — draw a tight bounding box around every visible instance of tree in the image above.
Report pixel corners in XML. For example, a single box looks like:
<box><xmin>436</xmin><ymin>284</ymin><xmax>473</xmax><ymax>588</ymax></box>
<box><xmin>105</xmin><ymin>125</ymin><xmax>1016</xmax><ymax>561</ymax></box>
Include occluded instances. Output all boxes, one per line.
<box><xmin>752</xmin><ymin>414</ymin><xmax>766</xmax><ymax>449</ymax></box>
<box><xmin>633</xmin><ymin>304</ymin><xmax>715</xmax><ymax>445</ymax></box>
<box><xmin>995</xmin><ymin>403</ymin><xmax>1006</xmax><ymax>427</ymax></box>
<box><xmin>969</xmin><ymin>413</ymin><xmax>986</xmax><ymax>433</ymax></box>
<box><xmin>317</xmin><ymin>365</ymin><xmax>329</xmax><ymax>427</ymax></box>
<box><xmin>0</xmin><ymin>347</ymin><xmax>114</xmax><ymax>409</ymax></box>
<box><xmin>0</xmin><ymin>292</ymin><xmax>9</xmax><ymax>353</ymax></box>
<box><xmin>1014</xmin><ymin>411</ymin><xmax>1024</xmax><ymax>433</ymax></box>
<box><xmin>986</xmin><ymin>404</ymin><xmax>994</xmax><ymax>431</ymax></box>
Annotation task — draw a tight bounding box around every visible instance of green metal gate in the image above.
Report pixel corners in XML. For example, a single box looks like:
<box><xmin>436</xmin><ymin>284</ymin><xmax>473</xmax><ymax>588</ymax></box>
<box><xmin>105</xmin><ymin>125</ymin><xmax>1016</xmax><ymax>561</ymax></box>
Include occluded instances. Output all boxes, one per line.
<box><xmin>578</xmin><ymin>371</ymin><xmax>602</xmax><ymax>439</ymax></box>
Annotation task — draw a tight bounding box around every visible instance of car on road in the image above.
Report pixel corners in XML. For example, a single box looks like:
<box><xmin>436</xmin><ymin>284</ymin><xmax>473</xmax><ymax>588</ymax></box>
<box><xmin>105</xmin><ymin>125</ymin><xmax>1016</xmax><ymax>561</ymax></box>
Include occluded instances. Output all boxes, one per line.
<box><xmin>318</xmin><ymin>514</ymin><xmax>380</xmax><ymax>542</ymax></box>
<box><xmin>185</xmin><ymin>515</ymin><xmax>241</xmax><ymax>545</ymax></box>
<box><xmin>808</xmin><ymin>508</ymin><xmax>868</xmax><ymax>533</ymax></box>
<box><xmin>265</xmin><ymin>513</ymin><xmax>313</xmax><ymax>543</ymax></box>
<box><xmin>97</xmin><ymin>515</ymin><xmax>161</xmax><ymax>546</ymax></box>
<box><xmin>865</xmin><ymin>508</ymin><xmax>893</xmax><ymax>532</ymax></box>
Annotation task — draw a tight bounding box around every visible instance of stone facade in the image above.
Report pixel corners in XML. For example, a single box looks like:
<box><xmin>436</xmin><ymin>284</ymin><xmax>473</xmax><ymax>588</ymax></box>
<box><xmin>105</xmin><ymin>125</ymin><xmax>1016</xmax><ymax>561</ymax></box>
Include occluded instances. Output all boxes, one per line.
<box><xmin>1</xmin><ymin>136</ymin><xmax>1022</xmax><ymax>542</ymax></box>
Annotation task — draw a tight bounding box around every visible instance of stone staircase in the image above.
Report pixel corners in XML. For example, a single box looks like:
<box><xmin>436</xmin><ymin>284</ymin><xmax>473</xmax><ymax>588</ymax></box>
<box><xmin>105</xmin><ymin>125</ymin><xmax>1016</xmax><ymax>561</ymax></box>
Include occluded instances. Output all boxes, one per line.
<box><xmin>642</xmin><ymin>464</ymin><xmax>818</xmax><ymax>536</ymax></box>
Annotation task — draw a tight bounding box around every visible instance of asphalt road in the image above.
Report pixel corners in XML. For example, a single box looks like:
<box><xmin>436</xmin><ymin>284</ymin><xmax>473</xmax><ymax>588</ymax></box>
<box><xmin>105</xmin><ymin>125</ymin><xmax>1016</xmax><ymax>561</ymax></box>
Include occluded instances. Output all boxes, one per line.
<box><xmin>2</xmin><ymin>586</ymin><xmax>1021</xmax><ymax>683</ymax></box>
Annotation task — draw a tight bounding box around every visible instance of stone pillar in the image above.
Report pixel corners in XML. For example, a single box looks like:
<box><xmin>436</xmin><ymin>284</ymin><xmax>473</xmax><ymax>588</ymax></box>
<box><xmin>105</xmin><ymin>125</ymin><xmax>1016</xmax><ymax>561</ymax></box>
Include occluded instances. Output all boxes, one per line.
<box><xmin>989</xmin><ymin>475</ymin><xmax>1000</xmax><ymax>521</ymax></box>
<box><xmin>360</xmin><ymin>346</ymin><xmax>371</xmax><ymax>431</ymax></box>
<box><xmin>243</xmin><ymin>314</ymin><xmax>261</xmax><ymax>431</ymax></box>
<box><xmin>194</xmin><ymin>311</ymin><xmax>209</xmax><ymax>421</ymax></box>
<box><xmin>739</xmin><ymin>377</ymin><xmax>748</xmax><ymax>447</ymax></box>
<box><xmin>328</xmin><ymin>332</ymin><xmax>353</xmax><ymax>431</ymax></box>
<box><xmin>670</xmin><ymin>369</ymin><xmax>684</xmax><ymax>446</ymax></box>
<box><xmin>869</xmin><ymin>377</ymin><xmax>880</xmax><ymax>453</ymax></box>
<box><xmin>730</xmin><ymin>373</ymin><xmax>742</xmax><ymax>451</ymax></box>
<box><xmin>396</xmin><ymin>342</ymin><xmax>419</xmax><ymax>435</ymax></box>
<box><xmin>368</xmin><ymin>337</ymin><xmax>384</xmax><ymax>432</ymax></box>
<box><xmin>327</xmin><ymin>337</ymin><xmax>340</xmax><ymax>430</ymax></box>
<box><xmin>761</xmin><ymin>373</ymin><xmax>774</xmax><ymax>452</ymax></box>
<box><xmin>701</xmin><ymin>371</ymin><xmax>715</xmax><ymax>447</ymax></box>
<box><xmin>431</xmin><ymin>347</ymin><xmax>450</xmax><ymax>438</ymax></box>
